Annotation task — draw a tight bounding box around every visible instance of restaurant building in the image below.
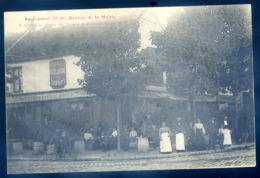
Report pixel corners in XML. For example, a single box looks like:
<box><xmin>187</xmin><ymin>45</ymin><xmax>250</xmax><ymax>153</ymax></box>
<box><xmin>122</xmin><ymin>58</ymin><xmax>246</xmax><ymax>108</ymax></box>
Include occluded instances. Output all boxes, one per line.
<box><xmin>7</xmin><ymin>54</ymin><xmax>251</xmax><ymax>152</ymax></box>
<box><xmin>6</xmin><ymin>55</ymin><xmax>123</xmax><ymax>150</ymax></box>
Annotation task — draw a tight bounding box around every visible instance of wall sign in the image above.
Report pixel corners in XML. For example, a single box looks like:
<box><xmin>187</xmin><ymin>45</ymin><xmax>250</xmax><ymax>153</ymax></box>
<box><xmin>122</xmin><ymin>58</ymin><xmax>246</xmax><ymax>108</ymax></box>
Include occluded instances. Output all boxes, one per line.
<box><xmin>49</xmin><ymin>59</ymin><xmax>67</xmax><ymax>89</ymax></box>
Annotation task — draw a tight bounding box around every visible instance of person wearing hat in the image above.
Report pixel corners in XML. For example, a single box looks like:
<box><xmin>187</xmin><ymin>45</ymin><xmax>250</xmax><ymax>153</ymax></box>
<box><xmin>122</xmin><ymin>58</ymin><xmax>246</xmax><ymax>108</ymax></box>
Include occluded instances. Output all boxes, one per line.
<box><xmin>54</xmin><ymin>129</ymin><xmax>63</xmax><ymax>158</ymax></box>
<box><xmin>207</xmin><ymin>117</ymin><xmax>218</xmax><ymax>150</ymax></box>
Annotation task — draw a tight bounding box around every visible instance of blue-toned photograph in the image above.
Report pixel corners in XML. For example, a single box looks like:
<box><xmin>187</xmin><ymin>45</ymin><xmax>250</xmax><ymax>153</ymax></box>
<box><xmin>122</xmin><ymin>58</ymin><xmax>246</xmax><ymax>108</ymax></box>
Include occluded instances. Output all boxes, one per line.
<box><xmin>4</xmin><ymin>5</ymin><xmax>255</xmax><ymax>174</ymax></box>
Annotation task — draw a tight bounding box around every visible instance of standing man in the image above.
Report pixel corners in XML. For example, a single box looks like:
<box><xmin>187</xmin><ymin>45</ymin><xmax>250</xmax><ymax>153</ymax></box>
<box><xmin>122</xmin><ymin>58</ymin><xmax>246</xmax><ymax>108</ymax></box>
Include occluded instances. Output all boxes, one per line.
<box><xmin>207</xmin><ymin>117</ymin><xmax>218</xmax><ymax>150</ymax></box>
<box><xmin>186</xmin><ymin>122</ymin><xmax>195</xmax><ymax>151</ymax></box>
<box><xmin>174</xmin><ymin>118</ymin><xmax>185</xmax><ymax>152</ymax></box>
<box><xmin>94</xmin><ymin>124</ymin><xmax>103</xmax><ymax>150</ymax></box>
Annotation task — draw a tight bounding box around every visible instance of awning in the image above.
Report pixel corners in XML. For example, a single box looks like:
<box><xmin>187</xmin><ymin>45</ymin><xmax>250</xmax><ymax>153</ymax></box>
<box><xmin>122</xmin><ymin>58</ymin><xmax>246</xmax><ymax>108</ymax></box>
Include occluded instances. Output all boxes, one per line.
<box><xmin>6</xmin><ymin>88</ymin><xmax>93</xmax><ymax>104</ymax></box>
<box><xmin>139</xmin><ymin>90</ymin><xmax>233</xmax><ymax>102</ymax></box>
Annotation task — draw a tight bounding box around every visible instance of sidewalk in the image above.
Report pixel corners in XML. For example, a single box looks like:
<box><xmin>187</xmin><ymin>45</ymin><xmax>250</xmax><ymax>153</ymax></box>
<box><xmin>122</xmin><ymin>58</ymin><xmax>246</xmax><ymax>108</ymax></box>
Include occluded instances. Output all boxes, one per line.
<box><xmin>7</xmin><ymin>143</ymin><xmax>255</xmax><ymax>162</ymax></box>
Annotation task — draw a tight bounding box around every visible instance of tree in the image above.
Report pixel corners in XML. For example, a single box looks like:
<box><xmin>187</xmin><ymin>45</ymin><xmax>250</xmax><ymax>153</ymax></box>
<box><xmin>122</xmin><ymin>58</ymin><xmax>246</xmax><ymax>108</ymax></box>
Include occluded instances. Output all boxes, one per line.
<box><xmin>151</xmin><ymin>5</ymin><xmax>252</xmax><ymax>120</ymax></box>
<box><xmin>210</xmin><ymin>6</ymin><xmax>253</xmax><ymax>141</ymax></box>
<box><xmin>210</xmin><ymin>6</ymin><xmax>253</xmax><ymax>108</ymax></box>
<box><xmin>73</xmin><ymin>16</ymin><xmax>147</xmax><ymax>150</ymax></box>
<box><xmin>5</xmin><ymin>16</ymin><xmax>148</xmax><ymax>150</ymax></box>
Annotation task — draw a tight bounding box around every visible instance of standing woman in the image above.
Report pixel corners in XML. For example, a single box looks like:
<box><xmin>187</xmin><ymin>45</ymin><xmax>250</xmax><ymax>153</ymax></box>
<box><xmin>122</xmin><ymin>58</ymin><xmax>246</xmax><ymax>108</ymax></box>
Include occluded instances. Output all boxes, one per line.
<box><xmin>159</xmin><ymin>122</ymin><xmax>172</xmax><ymax>153</ymax></box>
<box><xmin>193</xmin><ymin>119</ymin><xmax>206</xmax><ymax>151</ymax></box>
<box><xmin>174</xmin><ymin>118</ymin><xmax>185</xmax><ymax>152</ymax></box>
<box><xmin>223</xmin><ymin>116</ymin><xmax>232</xmax><ymax>147</ymax></box>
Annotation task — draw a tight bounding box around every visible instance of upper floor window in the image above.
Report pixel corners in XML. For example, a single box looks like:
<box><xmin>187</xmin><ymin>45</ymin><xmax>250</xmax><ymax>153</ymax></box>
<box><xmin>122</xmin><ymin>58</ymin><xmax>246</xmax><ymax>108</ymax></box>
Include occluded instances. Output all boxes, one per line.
<box><xmin>10</xmin><ymin>66</ymin><xmax>23</xmax><ymax>93</ymax></box>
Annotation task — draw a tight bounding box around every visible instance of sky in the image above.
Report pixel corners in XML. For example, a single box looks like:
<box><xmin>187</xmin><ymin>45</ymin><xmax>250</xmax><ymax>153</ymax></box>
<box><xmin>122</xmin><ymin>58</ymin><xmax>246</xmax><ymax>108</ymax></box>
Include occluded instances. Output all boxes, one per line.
<box><xmin>5</xmin><ymin>5</ymin><xmax>251</xmax><ymax>51</ymax></box>
<box><xmin>4</xmin><ymin>6</ymin><xmax>185</xmax><ymax>51</ymax></box>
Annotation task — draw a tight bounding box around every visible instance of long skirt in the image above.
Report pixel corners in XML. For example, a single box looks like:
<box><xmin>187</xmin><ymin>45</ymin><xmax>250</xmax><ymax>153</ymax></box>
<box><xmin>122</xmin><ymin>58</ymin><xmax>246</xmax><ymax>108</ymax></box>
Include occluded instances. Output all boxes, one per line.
<box><xmin>176</xmin><ymin>133</ymin><xmax>185</xmax><ymax>151</ymax></box>
<box><xmin>195</xmin><ymin>129</ymin><xmax>206</xmax><ymax>151</ymax></box>
<box><xmin>160</xmin><ymin>133</ymin><xmax>172</xmax><ymax>153</ymax></box>
<box><xmin>223</xmin><ymin>129</ymin><xmax>232</xmax><ymax>145</ymax></box>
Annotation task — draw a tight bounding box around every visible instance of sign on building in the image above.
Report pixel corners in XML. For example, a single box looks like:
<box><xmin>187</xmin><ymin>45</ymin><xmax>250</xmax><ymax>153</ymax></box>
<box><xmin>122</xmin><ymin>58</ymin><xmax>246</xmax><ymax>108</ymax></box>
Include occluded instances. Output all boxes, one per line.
<box><xmin>49</xmin><ymin>59</ymin><xmax>67</xmax><ymax>89</ymax></box>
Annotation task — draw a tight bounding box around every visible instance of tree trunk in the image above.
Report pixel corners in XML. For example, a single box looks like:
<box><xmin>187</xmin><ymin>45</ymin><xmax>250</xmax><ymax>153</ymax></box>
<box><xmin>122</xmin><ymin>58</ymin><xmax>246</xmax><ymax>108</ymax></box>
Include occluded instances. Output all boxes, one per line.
<box><xmin>233</xmin><ymin>91</ymin><xmax>241</xmax><ymax>110</ymax></box>
<box><xmin>232</xmin><ymin>91</ymin><xmax>240</xmax><ymax>143</ymax></box>
<box><xmin>143</xmin><ymin>117</ymin><xmax>146</xmax><ymax>137</ymax></box>
<box><xmin>116</xmin><ymin>100</ymin><xmax>121</xmax><ymax>151</ymax></box>
<box><xmin>188</xmin><ymin>94</ymin><xmax>196</xmax><ymax>122</ymax></box>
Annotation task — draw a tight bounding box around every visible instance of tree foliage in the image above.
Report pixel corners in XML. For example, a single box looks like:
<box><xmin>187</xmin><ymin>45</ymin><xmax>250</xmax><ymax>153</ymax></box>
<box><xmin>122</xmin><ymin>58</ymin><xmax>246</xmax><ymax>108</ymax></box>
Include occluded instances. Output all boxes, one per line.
<box><xmin>151</xmin><ymin>5</ymin><xmax>252</xmax><ymax>98</ymax></box>
<box><xmin>74</xmin><ymin>17</ymin><xmax>146</xmax><ymax>100</ymax></box>
<box><xmin>5</xmin><ymin>17</ymin><xmax>148</xmax><ymax>100</ymax></box>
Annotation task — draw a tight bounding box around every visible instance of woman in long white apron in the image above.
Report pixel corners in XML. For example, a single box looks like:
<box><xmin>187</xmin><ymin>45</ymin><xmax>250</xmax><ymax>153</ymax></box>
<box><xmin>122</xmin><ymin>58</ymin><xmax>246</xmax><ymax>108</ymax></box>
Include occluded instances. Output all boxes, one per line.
<box><xmin>159</xmin><ymin>122</ymin><xmax>172</xmax><ymax>153</ymax></box>
<box><xmin>223</xmin><ymin>116</ymin><xmax>232</xmax><ymax>146</ymax></box>
<box><xmin>218</xmin><ymin>125</ymin><xmax>232</xmax><ymax>149</ymax></box>
<box><xmin>175</xmin><ymin>118</ymin><xmax>185</xmax><ymax>152</ymax></box>
<box><xmin>223</xmin><ymin>129</ymin><xmax>232</xmax><ymax>146</ymax></box>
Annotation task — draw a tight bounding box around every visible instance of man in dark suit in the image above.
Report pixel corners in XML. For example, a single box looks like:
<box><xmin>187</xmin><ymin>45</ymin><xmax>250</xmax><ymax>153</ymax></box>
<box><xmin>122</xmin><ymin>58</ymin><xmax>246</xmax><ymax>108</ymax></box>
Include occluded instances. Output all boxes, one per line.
<box><xmin>207</xmin><ymin>117</ymin><xmax>218</xmax><ymax>150</ymax></box>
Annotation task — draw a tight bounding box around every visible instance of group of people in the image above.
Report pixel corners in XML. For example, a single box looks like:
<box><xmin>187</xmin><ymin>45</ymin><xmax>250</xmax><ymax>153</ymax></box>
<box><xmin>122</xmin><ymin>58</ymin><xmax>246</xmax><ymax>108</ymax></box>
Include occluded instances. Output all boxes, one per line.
<box><xmin>83</xmin><ymin>125</ymin><xmax>140</xmax><ymax>151</ymax></box>
<box><xmin>82</xmin><ymin>116</ymin><xmax>233</xmax><ymax>153</ymax></box>
<box><xmin>159</xmin><ymin>116</ymin><xmax>233</xmax><ymax>153</ymax></box>
<box><xmin>52</xmin><ymin>116</ymin><xmax>232</xmax><ymax>156</ymax></box>
<box><xmin>83</xmin><ymin>126</ymin><xmax>119</xmax><ymax>151</ymax></box>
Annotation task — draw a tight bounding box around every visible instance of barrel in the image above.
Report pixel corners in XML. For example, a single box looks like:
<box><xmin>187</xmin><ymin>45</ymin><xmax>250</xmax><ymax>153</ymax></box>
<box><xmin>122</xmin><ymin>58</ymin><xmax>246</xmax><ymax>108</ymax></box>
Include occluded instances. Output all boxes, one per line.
<box><xmin>129</xmin><ymin>139</ymin><xmax>137</xmax><ymax>150</ymax></box>
<box><xmin>74</xmin><ymin>141</ymin><xmax>85</xmax><ymax>153</ymax></box>
<box><xmin>129</xmin><ymin>141</ymin><xmax>137</xmax><ymax>149</ymax></box>
<box><xmin>12</xmin><ymin>142</ymin><xmax>23</xmax><ymax>155</ymax></box>
<box><xmin>33</xmin><ymin>142</ymin><xmax>44</xmax><ymax>154</ymax></box>
<box><xmin>138</xmin><ymin>137</ymin><xmax>149</xmax><ymax>152</ymax></box>
<box><xmin>27</xmin><ymin>139</ymin><xmax>34</xmax><ymax>149</ymax></box>
<box><xmin>46</xmin><ymin>144</ymin><xmax>56</xmax><ymax>154</ymax></box>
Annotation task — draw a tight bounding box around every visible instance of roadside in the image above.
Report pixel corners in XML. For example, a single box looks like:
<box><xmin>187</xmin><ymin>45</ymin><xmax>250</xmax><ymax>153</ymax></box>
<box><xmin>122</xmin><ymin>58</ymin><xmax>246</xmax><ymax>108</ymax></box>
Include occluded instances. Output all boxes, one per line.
<box><xmin>7</xmin><ymin>142</ymin><xmax>255</xmax><ymax>162</ymax></box>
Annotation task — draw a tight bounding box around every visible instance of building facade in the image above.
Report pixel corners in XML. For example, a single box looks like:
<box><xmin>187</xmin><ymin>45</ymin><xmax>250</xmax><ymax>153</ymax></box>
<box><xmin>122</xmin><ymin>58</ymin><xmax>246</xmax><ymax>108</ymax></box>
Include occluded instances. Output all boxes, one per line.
<box><xmin>7</xmin><ymin>54</ymin><xmax>252</xmax><ymax>152</ymax></box>
<box><xmin>6</xmin><ymin>55</ymin><xmax>120</xmax><ymax>149</ymax></box>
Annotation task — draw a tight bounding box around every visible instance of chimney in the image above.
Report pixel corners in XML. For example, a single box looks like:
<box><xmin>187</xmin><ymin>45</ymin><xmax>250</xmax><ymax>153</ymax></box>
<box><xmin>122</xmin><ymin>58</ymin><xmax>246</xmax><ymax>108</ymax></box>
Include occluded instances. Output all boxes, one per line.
<box><xmin>163</xmin><ymin>71</ymin><xmax>167</xmax><ymax>85</ymax></box>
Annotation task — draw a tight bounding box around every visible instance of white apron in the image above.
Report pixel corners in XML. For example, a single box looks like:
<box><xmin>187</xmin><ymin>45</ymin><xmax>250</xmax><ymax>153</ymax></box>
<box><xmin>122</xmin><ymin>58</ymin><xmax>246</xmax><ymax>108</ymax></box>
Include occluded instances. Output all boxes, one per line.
<box><xmin>223</xmin><ymin>129</ymin><xmax>232</xmax><ymax>145</ymax></box>
<box><xmin>160</xmin><ymin>133</ymin><xmax>172</xmax><ymax>153</ymax></box>
<box><xmin>176</xmin><ymin>133</ymin><xmax>185</xmax><ymax>151</ymax></box>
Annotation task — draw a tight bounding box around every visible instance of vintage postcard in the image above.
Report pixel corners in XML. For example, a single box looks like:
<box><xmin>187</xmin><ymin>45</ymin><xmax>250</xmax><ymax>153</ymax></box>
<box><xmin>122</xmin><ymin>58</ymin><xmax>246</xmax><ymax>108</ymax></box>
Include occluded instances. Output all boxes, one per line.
<box><xmin>5</xmin><ymin>5</ymin><xmax>255</xmax><ymax>174</ymax></box>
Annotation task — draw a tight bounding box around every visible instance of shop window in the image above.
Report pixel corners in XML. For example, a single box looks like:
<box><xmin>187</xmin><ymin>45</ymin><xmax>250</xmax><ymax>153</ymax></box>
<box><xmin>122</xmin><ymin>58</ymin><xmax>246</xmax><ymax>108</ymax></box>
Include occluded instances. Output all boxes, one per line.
<box><xmin>41</xmin><ymin>104</ymin><xmax>52</xmax><ymax>123</ymax></box>
<box><xmin>10</xmin><ymin>66</ymin><xmax>23</xmax><ymax>93</ymax></box>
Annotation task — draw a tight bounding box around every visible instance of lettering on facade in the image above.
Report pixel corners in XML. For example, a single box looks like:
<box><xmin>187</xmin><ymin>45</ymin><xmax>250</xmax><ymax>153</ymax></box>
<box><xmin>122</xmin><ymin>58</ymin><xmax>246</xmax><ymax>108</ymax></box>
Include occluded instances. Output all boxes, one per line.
<box><xmin>6</xmin><ymin>89</ymin><xmax>92</xmax><ymax>104</ymax></box>
<box><xmin>49</xmin><ymin>59</ymin><xmax>67</xmax><ymax>89</ymax></box>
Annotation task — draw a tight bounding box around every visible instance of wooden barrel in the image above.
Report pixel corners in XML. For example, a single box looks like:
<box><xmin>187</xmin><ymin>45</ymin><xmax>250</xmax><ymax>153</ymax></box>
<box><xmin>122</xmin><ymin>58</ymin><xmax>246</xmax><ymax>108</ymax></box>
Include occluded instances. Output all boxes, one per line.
<box><xmin>46</xmin><ymin>144</ymin><xmax>56</xmax><ymax>154</ymax></box>
<box><xmin>129</xmin><ymin>139</ymin><xmax>137</xmax><ymax>149</ymax></box>
<box><xmin>27</xmin><ymin>140</ymin><xmax>34</xmax><ymax>149</ymax></box>
<box><xmin>138</xmin><ymin>137</ymin><xmax>149</xmax><ymax>152</ymax></box>
<box><xmin>12</xmin><ymin>142</ymin><xmax>23</xmax><ymax>155</ymax></box>
<box><xmin>33</xmin><ymin>142</ymin><xmax>44</xmax><ymax>154</ymax></box>
<box><xmin>74</xmin><ymin>141</ymin><xmax>85</xmax><ymax>153</ymax></box>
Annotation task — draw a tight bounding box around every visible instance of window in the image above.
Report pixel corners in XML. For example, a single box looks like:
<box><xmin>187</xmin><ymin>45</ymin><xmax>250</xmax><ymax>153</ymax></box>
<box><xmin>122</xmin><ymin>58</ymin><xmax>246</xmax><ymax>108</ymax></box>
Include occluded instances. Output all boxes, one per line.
<box><xmin>10</xmin><ymin>66</ymin><xmax>23</xmax><ymax>93</ymax></box>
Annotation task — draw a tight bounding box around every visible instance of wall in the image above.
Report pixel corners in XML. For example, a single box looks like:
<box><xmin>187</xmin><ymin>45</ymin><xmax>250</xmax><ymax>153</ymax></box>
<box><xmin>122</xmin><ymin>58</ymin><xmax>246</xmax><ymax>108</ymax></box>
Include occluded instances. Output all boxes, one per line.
<box><xmin>8</xmin><ymin>55</ymin><xmax>84</xmax><ymax>93</ymax></box>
